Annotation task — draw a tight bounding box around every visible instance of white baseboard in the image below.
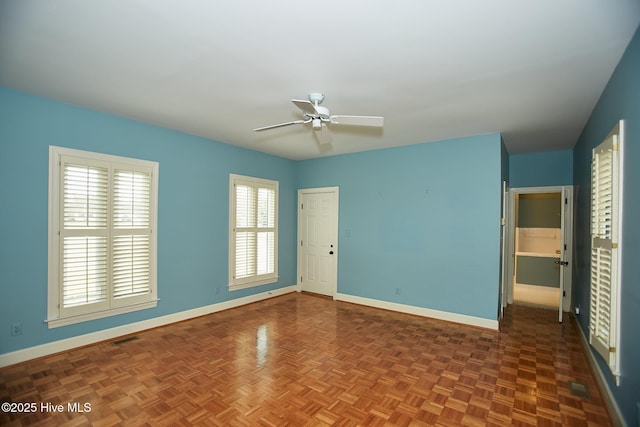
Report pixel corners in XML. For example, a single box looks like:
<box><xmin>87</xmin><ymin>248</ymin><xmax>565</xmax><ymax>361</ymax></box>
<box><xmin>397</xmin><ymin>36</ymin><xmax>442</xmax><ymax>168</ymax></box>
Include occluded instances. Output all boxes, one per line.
<box><xmin>0</xmin><ymin>286</ymin><xmax>296</xmax><ymax>368</ymax></box>
<box><xmin>573</xmin><ymin>315</ymin><xmax>624</xmax><ymax>427</ymax></box>
<box><xmin>335</xmin><ymin>293</ymin><xmax>499</xmax><ymax>330</ymax></box>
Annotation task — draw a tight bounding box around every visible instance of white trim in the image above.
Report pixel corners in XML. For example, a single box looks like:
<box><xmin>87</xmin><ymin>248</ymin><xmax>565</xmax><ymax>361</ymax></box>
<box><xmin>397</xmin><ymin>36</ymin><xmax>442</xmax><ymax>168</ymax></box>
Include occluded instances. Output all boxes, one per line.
<box><xmin>562</xmin><ymin>187</ymin><xmax>574</xmax><ymax>314</ymax></box>
<box><xmin>1</xmin><ymin>286</ymin><xmax>296</xmax><ymax>368</ymax></box>
<box><xmin>500</xmin><ymin>180</ymin><xmax>509</xmax><ymax>320</ymax></box>
<box><xmin>574</xmin><ymin>315</ymin><xmax>624</xmax><ymax>427</ymax></box>
<box><xmin>335</xmin><ymin>293</ymin><xmax>499</xmax><ymax>330</ymax></box>
<box><xmin>614</xmin><ymin>119</ymin><xmax>624</xmax><ymax>382</ymax></box>
<box><xmin>46</xmin><ymin>299</ymin><xmax>158</xmax><ymax>328</ymax></box>
<box><xmin>229</xmin><ymin>276</ymin><xmax>279</xmax><ymax>292</ymax></box>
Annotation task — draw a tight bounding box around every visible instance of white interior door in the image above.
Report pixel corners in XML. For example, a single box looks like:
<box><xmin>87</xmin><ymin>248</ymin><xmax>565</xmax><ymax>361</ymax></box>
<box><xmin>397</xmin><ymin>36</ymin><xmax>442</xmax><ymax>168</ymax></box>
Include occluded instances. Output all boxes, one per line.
<box><xmin>559</xmin><ymin>187</ymin><xmax>573</xmax><ymax>317</ymax></box>
<box><xmin>558</xmin><ymin>190</ymin><xmax>566</xmax><ymax>323</ymax></box>
<box><xmin>298</xmin><ymin>187</ymin><xmax>338</xmax><ymax>297</ymax></box>
<box><xmin>555</xmin><ymin>187</ymin><xmax>574</xmax><ymax>322</ymax></box>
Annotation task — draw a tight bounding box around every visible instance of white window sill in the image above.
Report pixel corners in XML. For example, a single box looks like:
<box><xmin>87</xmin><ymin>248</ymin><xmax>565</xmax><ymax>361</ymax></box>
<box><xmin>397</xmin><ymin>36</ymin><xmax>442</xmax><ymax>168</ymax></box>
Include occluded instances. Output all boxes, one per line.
<box><xmin>229</xmin><ymin>276</ymin><xmax>278</xmax><ymax>291</ymax></box>
<box><xmin>45</xmin><ymin>299</ymin><xmax>159</xmax><ymax>328</ymax></box>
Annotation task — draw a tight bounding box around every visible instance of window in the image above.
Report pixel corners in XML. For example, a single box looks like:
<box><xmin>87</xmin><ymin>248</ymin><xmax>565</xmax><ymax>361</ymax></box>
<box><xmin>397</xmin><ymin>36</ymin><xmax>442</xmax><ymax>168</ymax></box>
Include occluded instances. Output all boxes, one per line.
<box><xmin>48</xmin><ymin>146</ymin><xmax>158</xmax><ymax>327</ymax></box>
<box><xmin>229</xmin><ymin>174</ymin><xmax>278</xmax><ymax>290</ymax></box>
<box><xmin>589</xmin><ymin>121</ymin><xmax>623</xmax><ymax>382</ymax></box>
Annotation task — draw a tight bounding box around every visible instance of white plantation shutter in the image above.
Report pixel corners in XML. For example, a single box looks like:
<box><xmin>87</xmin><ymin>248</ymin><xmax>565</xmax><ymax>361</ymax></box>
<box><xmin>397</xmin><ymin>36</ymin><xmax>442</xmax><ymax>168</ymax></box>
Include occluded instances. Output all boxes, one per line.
<box><xmin>61</xmin><ymin>160</ymin><xmax>110</xmax><ymax>310</ymax></box>
<box><xmin>590</xmin><ymin>245</ymin><xmax>613</xmax><ymax>351</ymax></box>
<box><xmin>257</xmin><ymin>188</ymin><xmax>276</xmax><ymax>275</ymax></box>
<box><xmin>589</xmin><ymin>125</ymin><xmax>622</xmax><ymax>380</ymax></box>
<box><xmin>49</xmin><ymin>147</ymin><xmax>158</xmax><ymax>327</ymax></box>
<box><xmin>235</xmin><ymin>184</ymin><xmax>257</xmax><ymax>279</ymax></box>
<box><xmin>113</xmin><ymin>235</ymin><xmax>150</xmax><ymax>298</ymax></box>
<box><xmin>63</xmin><ymin>164</ymin><xmax>108</xmax><ymax>229</ymax></box>
<box><xmin>235</xmin><ymin>231</ymin><xmax>256</xmax><ymax>278</ymax></box>
<box><xmin>113</xmin><ymin>170</ymin><xmax>151</xmax><ymax>301</ymax></box>
<box><xmin>62</xmin><ymin>236</ymin><xmax>108</xmax><ymax>307</ymax></box>
<box><xmin>230</xmin><ymin>175</ymin><xmax>278</xmax><ymax>289</ymax></box>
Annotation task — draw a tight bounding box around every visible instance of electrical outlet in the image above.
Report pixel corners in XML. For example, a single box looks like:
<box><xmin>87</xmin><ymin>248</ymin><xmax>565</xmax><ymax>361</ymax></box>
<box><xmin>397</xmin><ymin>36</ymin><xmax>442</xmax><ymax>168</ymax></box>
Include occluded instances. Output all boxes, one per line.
<box><xmin>11</xmin><ymin>322</ymin><xmax>22</xmax><ymax>336</ymax></box>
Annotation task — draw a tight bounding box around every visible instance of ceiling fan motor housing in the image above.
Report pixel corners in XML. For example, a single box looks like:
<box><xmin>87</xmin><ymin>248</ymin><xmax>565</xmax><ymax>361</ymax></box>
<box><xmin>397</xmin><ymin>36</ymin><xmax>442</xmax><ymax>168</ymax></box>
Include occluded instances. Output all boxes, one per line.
<box><xmin>315</xmin><ymin>105</ymin><xmax>330</xmax><ymax>119</ymax></box>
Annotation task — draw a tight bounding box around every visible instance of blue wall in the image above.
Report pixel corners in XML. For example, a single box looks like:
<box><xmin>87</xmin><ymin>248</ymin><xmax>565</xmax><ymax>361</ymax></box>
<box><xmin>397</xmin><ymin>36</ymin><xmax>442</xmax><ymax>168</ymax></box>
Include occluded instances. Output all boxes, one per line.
<box><xmin>298</xmin><ymin>134</ymin><xmax>503</xmax><ymax>320</ymax></box>
<box><xmin>509</xmin><ymin>149</ymin><xmax>573</xmax><ymax>188</ymax></box>
<box><xmin>572</xmin><ymin>27</ymin><xmax>640</xmax><ymax>425</ymax></box>
<box><xmin>0</xmin><ymin>88</ymin><xmax>298</xmax><ymax>354</ymax></box>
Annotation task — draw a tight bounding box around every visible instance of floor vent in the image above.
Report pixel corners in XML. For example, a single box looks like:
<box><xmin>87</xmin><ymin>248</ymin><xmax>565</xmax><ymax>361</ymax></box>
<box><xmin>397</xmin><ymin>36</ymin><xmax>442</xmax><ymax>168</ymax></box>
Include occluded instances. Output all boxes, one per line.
<box><xmin>112</xmin><ymin>336</ymin><xmax>139</xmax><ymax>345</ymax></box>
<box><xmin>568</xmin><ymin>381</ymin><xmax>590</xmax><ymax>399</ymax></box>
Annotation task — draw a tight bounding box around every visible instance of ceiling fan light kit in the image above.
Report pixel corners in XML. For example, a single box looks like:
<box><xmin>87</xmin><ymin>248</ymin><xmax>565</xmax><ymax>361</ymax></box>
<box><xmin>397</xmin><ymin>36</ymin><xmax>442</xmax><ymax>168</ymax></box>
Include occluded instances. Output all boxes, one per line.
<box><xmin>253</xmin><ymin>93</ymin><xmax>384</xmax><ymax>144</ymax></box>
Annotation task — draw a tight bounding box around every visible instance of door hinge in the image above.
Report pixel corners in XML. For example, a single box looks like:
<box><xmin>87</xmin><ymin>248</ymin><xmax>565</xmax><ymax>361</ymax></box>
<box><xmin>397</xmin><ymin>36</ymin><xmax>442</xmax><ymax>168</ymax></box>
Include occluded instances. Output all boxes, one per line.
<box><xmin>300</xmin><ymin>240</ymin><xmax>303</xmax><ymax>246</ymax></box>
<box><xmin>565</xmin><ymin>197</ymin><xmax>568</xmax><ymax>204</ymax></box>
<box><xmin>563</xmin><ymin>291</ymin><xmax>566</xmax><ymax>297</ymax></box>
<box><xmin>301</xmin><ymin>203</ymin><xmax>303</xmax><ymax>210</ymax></box>
<box><xmin>564</xmin><ymin>244</ymin><xmax>567</xmax><ymax>250</ymax></box>
<box><xmin>609</xmin><ymin>346</ymin><xmax>616</xmax><ymax>353</ymax></box>
<box><xmin>300</xmin><ymin>276</ymin><xmax>303</xmax><ymax>282</ymax></box>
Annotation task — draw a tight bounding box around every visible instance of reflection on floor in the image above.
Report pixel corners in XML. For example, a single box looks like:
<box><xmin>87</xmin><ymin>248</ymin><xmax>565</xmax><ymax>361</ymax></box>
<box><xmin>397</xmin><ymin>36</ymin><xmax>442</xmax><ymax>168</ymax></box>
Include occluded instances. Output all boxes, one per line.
<box><xmin>0</xmin><ymin>293</ymin><xmax>611</xmax><ymax>426</ymax></box>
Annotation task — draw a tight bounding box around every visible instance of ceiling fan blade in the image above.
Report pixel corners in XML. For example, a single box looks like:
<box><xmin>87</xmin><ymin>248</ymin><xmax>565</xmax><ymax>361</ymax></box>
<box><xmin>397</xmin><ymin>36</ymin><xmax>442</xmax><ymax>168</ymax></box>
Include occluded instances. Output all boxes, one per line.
<box><xmin>253</xmin><ymin>120</ymin><xmax>306</xmax><ymax>131</ymax></box>
<box><xmin>330</xmin><ymin>115</ymin><xmax>384</xmax><ymax>127</ymax></box>
<box><xmin>314</xmin><ymin>123</ymin><xmax>332</xmax><ymax>145</ymax></box>
<box><xmin>292</xmin><ymin>99</ymin><xmax>319</xmax><ymax>115</ymax></box>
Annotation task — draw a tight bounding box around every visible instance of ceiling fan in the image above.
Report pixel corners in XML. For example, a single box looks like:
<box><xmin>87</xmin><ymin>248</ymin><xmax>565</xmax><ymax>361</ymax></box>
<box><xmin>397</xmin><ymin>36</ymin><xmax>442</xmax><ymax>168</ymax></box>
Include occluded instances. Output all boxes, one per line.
<box><xmin>253</xmin><ymin>93</ymin><xmax>384</xmax><ymax>144</ymax></box>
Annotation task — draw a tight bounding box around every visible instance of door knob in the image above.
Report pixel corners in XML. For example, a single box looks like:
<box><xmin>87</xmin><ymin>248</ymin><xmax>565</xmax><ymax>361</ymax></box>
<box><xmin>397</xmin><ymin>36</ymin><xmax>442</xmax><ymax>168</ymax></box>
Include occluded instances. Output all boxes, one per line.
<box><xmin>329</xmin><ymin>251</ymin><xmax>334</xmax><ymax>255</ymax></box>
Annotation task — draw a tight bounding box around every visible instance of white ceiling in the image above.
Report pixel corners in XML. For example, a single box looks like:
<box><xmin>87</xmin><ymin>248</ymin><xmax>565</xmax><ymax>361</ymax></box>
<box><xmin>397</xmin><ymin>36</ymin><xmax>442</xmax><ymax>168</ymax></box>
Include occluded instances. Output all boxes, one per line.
<box><xmin>1</xmin><ymin>1</ymin><xmax>639</xmax><ymax>160</ymax></box>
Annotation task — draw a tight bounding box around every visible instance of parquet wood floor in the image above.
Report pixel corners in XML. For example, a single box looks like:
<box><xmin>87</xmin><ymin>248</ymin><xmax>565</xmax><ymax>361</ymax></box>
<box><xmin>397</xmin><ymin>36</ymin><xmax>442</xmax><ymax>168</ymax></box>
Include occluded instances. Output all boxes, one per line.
<box><xmin>1</xmin><ymin>293</ymin><xmax>611</xmax><ymax>426</ymax></box>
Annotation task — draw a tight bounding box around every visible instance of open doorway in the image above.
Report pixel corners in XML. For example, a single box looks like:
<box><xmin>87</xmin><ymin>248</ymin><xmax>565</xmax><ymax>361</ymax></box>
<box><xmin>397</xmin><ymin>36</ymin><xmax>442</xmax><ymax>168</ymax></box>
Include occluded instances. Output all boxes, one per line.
<box><xmin>514</xmin><ymin>192</ymin><xmax>562</xmax><ymax>308</ymax></box>
<box><xmin>504</xmin><ymin>186</ymin><xmax>573</xmax><ymax>322</ymax></box>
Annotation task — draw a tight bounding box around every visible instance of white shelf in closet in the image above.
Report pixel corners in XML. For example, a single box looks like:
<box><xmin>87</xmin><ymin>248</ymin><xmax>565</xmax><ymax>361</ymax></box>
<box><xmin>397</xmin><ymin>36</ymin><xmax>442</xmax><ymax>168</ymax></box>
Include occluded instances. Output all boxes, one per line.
<box><xmin>516</xmin><ymin>251</ymin><xmax>561</xmax><ymax>258</ymax></box>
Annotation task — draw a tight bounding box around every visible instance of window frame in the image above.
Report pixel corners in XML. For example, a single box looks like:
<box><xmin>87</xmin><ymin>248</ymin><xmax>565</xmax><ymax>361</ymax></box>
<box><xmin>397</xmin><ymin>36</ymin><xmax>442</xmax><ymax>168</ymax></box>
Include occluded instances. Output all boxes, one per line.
<box><xmin>47</xmin><ymin>146</ymin><xmax>159</xmax><ymax>328</ymax></box>
<box><xmin>228</xmin><ymin>174</ymin><xmax>278</xmax><ymax>291</ymax></box>
<box><xmin>589</xmin><ymin>121</ymin><xmax>623</xmax><ymax>383</ymax></box>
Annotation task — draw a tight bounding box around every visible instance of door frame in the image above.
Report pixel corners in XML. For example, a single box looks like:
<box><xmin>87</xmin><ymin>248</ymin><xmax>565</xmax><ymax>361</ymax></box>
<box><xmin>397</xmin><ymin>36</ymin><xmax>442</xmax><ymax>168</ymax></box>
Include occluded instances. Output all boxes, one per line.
<box><xmin>504</xmin><ymin>185</ymin><xmax>574</xmax><ymax>319</ymax></box>
<box><xmin>499</xmin><ymin>181</ymin><xmax>509</xmax><ymax>321</ymax></box>
<box><xmin>296</xmin><ymin>186</ymin><xmax>339</xmax><ymax>298</ymax></box>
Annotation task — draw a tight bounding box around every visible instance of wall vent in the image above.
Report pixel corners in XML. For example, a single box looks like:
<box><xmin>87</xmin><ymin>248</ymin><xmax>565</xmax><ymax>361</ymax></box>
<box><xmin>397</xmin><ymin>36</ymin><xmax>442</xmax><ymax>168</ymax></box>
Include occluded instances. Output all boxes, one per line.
<box><xmin>568</xmin><ymin>381</ymin><xmax>590</xmax><ymax>399</ymax></box>
<box><xmin>112</xmin><ymin>336</ymin><xmax>139</xmax><ymax>345</ymax></box>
